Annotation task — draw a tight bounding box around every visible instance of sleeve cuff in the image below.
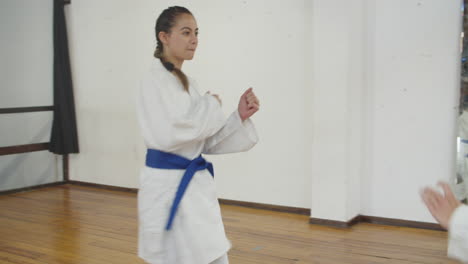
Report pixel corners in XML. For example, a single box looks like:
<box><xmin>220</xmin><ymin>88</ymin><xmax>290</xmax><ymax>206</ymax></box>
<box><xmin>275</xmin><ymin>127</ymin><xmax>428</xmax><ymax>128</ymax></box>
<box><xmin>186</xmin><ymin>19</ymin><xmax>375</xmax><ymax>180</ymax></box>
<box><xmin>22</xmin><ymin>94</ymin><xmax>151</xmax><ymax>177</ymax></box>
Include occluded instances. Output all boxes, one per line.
<box><xmin>447</xmin><ymin>205</ymin><xmax>468</xmax><ymax>262</ymax></box>
<box><xmin>233</xmin><ymin>111</ymin><xmax>259</xmax><ymax>144</ymax></box>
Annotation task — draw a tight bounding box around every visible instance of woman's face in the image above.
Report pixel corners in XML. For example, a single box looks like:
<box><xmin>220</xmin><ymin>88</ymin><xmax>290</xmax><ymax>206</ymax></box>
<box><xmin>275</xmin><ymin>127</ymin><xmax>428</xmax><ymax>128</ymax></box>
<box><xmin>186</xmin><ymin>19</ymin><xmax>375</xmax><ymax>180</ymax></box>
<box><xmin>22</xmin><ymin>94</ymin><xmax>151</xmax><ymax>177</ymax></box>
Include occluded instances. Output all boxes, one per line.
<box><xmin>161</xmin><ymin>13</ymin><xmax>198</xmax><ymax>62</ymax></box>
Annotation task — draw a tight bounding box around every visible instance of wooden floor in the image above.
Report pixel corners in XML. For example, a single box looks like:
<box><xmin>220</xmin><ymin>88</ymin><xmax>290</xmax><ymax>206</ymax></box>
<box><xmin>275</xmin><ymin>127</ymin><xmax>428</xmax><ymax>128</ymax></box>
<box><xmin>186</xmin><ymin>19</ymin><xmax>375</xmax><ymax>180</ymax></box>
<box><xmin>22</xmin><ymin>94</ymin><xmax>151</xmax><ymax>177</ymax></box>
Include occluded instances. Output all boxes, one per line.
<box><xmin>0</xmin><ymin>185</ymin><xmax>458</xmax><ymax>264</ymax></box>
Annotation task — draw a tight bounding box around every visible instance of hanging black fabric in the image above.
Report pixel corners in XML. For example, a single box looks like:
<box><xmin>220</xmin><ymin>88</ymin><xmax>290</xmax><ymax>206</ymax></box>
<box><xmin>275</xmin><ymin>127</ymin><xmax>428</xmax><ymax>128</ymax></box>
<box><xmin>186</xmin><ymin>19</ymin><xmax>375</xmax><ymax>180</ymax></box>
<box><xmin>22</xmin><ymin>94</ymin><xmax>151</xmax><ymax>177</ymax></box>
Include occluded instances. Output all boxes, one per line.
<box><xmin>49</xmin><ymin>0</ymin><xmax>79</xmax><ymax>154</ymax></box>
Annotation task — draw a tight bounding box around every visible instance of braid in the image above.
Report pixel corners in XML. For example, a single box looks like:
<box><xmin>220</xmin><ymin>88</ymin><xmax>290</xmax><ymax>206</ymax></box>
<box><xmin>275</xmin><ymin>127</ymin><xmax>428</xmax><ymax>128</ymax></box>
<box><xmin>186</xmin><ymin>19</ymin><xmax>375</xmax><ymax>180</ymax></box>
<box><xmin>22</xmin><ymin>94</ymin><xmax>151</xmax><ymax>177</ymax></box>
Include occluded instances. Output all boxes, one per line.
<box><xmin>154</xmin><ymin>42</ymin><xmax>163</xmax><ymax>58</ymax></box>
<box><xmin>159</xmin><ymin>57</ymin><xmax>189</xmax><ymax>91</ymax></box>
<box><xmin>172</xmin><ymin>68</ymin><xmax>189</xmax><ymax>92</ymax></box>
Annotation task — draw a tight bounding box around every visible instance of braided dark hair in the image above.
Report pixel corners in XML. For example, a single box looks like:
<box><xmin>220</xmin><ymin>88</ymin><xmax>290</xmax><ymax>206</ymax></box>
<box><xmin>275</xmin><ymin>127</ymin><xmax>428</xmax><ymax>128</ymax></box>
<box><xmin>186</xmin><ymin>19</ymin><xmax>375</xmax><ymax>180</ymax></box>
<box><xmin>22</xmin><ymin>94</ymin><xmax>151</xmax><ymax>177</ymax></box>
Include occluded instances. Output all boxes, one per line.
<box><xmin>154</xmin><ymin>6</ymin><xmax>192</xmax><ymax>92</ymax></box>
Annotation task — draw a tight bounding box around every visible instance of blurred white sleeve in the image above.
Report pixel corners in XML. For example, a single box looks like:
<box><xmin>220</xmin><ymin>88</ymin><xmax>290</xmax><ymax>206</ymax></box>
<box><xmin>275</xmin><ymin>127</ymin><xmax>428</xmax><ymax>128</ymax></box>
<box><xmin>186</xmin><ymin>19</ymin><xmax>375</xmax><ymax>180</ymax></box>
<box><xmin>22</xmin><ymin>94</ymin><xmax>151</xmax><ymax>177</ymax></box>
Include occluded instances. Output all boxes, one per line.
<box><xmin>448</xmin><ymin>204</ymin><xmax>468</xmax><ymax>263</ymax></box>
<box><xmin>202</xmin><ymin>111</ymin><xmax>258</xmax><ymax>155</ymax></box>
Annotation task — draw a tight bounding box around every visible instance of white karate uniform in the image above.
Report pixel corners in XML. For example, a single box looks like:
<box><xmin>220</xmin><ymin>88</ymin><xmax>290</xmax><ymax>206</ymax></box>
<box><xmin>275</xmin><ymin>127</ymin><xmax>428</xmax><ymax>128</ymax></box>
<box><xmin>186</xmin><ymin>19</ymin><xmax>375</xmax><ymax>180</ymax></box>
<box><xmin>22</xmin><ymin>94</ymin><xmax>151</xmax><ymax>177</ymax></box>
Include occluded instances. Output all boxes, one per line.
<box><xmin>448</xmin><ymin>205</ymin><xmax>468</xmax><ymax>263</ymax></box>
<box><xmin>136</xmin><ymin>58</ymin><xmax>258</xmax><ymax>264</ymax></box>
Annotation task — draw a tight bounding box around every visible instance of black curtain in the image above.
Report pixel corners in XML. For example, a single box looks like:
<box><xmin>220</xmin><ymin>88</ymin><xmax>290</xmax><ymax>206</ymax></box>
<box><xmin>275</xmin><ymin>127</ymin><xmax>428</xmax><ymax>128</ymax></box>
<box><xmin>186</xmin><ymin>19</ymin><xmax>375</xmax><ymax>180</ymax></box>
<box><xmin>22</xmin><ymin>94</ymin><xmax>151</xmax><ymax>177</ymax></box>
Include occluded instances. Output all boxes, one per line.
<box><xmin>49</xmin><ymin>0</ymin><xmax>79</xmax><ymax>154</ymax></box>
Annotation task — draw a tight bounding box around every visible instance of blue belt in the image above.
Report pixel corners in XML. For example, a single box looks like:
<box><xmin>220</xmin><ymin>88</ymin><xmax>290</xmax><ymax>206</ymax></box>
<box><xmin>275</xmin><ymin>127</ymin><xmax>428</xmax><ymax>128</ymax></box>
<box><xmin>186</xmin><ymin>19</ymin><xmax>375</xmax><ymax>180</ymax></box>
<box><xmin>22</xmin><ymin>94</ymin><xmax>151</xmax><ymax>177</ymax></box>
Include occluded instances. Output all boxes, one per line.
<box><xmin>145</xmin><ymin>149</ymin><xmax>214</xmax><ymax>230</ymax></box>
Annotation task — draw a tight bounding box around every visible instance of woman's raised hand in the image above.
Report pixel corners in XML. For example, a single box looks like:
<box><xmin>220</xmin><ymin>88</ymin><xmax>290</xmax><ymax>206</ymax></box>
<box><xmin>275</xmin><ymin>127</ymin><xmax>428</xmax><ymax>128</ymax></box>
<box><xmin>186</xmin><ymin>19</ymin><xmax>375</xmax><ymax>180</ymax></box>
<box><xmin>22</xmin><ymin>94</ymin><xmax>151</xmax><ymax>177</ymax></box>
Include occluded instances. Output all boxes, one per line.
<box><xmin>421</xmin><ymin>182</ymin><xmax>461</xmax><ymax>230</ymax></box>
<box><xmin>238</xmin><ymin>88</ymin><xmax>260</xmax><ymax>121</ymax></box>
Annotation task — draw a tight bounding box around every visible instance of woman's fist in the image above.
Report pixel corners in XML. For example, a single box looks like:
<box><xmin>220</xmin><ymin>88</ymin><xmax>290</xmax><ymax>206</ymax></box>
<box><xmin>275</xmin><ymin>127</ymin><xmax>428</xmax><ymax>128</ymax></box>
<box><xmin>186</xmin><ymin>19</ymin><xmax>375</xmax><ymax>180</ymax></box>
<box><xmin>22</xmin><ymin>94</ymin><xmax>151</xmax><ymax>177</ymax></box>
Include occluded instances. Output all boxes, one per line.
<box><xmin>238</xmin><ymin>88</ymin><xmax>260</xmax><ymax>121</ymax></box>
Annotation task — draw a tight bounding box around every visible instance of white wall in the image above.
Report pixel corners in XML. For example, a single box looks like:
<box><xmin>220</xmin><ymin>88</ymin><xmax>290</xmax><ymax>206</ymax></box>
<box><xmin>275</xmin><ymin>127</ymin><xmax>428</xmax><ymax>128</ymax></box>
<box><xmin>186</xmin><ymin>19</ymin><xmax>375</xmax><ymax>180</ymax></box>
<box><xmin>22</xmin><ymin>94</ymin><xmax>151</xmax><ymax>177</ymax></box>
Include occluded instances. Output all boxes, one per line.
<box><xmin>362</xmin><ymin>0</ymin><xmax>462</xmax><ymax>222</ymax></box>
<box><xmin>188</xmin><ymin>0</ymin><xmax>311</xmax><ymax>208</ymax></box>
<box><xmin>0</xmin><ymin>0</ymin><xmax>60</xmax><ymax>191</ymax></box>
<box><xmin>67</xmin><ymin>0</ymin><xmax>462</xmax><ymax>222</ymax></box>
<box><xmin>66</xmin><ymin>0</ymin><xmax>312</xmax><ymax>208</ymax></box>
<box><xmin>65</xmin><ymin>0</ymin><xmax>147</xmax><ymax>189</ymax></box>
<box><xmin>0</xmin><ymin>0</ymin><xmax>54</xmax><ymax>108</ymax></box>
<box><xmin>310</xmin><ymin>0</ymin><xmax>461</xmax><ymax>222</ymax></box>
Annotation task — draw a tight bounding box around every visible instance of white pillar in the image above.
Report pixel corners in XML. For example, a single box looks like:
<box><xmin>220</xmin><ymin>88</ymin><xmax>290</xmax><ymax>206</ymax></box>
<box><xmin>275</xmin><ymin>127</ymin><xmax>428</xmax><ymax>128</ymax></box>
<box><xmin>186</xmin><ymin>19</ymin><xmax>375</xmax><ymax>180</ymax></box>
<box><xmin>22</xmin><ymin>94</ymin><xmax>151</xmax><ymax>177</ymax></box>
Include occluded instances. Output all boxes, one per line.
<box><xmin>310</xmin><ymin>0</ymin><xmax>366</xmax><ymax>222</ymax></box>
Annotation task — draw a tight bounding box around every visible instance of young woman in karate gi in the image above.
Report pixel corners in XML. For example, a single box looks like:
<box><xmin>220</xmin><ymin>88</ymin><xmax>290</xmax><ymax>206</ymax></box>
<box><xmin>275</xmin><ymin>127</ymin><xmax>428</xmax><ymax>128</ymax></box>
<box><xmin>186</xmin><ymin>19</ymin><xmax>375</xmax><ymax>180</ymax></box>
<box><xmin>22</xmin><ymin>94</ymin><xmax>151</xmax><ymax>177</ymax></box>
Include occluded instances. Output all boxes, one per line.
<box><xmin>136</xmin><ymin>6</ymin><xmax>260</xmax><ymax>264</ymax></box>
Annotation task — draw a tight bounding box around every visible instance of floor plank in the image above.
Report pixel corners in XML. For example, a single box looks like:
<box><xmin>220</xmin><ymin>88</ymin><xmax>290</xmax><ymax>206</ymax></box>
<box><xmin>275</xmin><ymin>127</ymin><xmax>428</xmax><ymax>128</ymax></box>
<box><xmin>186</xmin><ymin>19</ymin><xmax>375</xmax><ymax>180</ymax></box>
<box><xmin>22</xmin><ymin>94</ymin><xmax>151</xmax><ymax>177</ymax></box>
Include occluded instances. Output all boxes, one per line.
<box><xmin>0</xmin><ymin>185</ymin><xmax>458</xmax><ymax>263</ymax></box>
